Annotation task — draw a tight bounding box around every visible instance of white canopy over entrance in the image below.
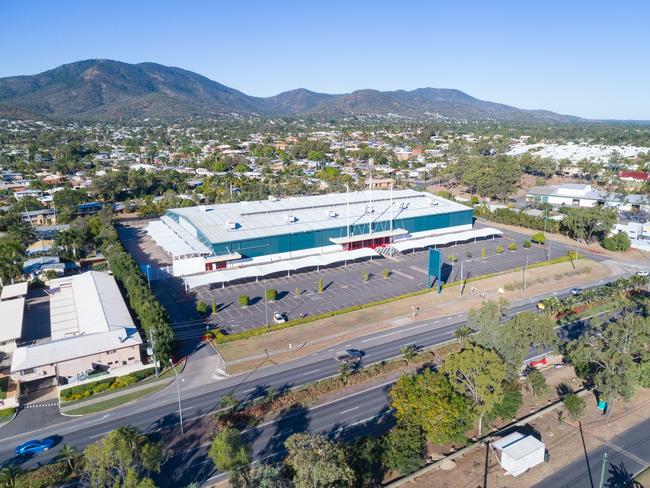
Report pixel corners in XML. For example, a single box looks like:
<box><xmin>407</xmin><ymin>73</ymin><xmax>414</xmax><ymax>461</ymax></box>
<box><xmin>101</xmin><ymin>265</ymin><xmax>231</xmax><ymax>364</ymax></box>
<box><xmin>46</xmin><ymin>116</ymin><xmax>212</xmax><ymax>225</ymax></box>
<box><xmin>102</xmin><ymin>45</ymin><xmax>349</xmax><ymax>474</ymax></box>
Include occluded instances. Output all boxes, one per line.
<box><xmin>183</xmin><ymin>247</ymin><xmax>379</xmax><ymax>289</ymax></box>
<box><xmin>391</xmin><ymin>227</ymin><xmax>503</xmax><ymax>253</ymax></box>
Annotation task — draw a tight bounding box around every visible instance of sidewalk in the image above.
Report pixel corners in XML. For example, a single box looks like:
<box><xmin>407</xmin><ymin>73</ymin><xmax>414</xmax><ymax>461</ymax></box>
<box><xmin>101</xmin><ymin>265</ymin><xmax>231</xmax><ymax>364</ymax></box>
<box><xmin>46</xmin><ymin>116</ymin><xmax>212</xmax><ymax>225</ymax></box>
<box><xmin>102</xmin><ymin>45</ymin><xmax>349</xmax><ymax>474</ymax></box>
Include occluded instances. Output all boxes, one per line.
<box><xmin>218</xmin><ymin>258</ymin><xmax>616</xmax><ymax>373</ymax></box>
<box><xmin>60</xmin><ymin>377</ymin><xmax>173</xmax><ymax>414</ymax></box>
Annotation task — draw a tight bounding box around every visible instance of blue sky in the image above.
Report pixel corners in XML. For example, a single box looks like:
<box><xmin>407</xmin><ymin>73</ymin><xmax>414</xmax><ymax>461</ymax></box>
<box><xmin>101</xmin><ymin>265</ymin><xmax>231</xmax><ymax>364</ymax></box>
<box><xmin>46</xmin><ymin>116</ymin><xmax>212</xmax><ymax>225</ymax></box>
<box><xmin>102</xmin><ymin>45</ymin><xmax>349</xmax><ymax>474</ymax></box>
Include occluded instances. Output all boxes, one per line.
<box><xmin>1</xmin><ymin>0</ymin><xmax>649</xmax><ymax>119</ymax></box>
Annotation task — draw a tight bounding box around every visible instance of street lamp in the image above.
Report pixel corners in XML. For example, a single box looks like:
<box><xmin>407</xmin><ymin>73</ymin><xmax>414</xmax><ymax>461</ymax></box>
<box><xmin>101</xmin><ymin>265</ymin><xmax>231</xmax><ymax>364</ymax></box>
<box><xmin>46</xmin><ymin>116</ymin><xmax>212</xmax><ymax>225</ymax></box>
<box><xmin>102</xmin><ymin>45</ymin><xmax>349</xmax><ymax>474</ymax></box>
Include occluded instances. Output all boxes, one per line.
<box><xmin>145</xmin><ymin>264</ymin><xmax>151</xmax><ymax>289</ymax></box>
<box><xmin>169</xmin><ymin>359</ymin><xmax>184</xmax><ymax>435</ymax></box>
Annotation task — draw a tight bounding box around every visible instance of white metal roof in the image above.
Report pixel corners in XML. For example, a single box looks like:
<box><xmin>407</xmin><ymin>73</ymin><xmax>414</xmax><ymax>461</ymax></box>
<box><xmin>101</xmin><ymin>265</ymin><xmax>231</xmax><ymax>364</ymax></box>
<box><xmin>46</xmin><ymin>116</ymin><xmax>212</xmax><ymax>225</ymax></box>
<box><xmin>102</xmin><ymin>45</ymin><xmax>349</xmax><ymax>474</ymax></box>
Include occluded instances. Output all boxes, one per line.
<box><xmin>391</xmin><ymin>227</ymin><xmax>503</xmax><ymax>252</ymax></box>
<box><xmin>48</xmin><ymin>271</ymin><xmax>135</xmax><ymax>340</ymax></box>
<box><xmin>10</xmin><ymin>327</ymin><xmax>142</xmax><ymax>372</ymax></box>
<box><xmin>184</xmin><ymin>247</ymin><xmax>379</xmax><ymax>289</ymax></box>
<box><xmin>492</xmin><ymin>432</ymin><xmax>545</xmax><ymax>461</ymax></box>
<box><xmin>0</xmin><ymin>297</ymin><xmax>24</xmax><ymax>343</ymax></box>
<box><xmin>147</xmin><ymin>220</ymin><xmax>195</xmax><ymax>258</ymax></box>
<box><xmin>166</xmin><ymin>190</ymin><xmax>470</xmax><ymax>245</ymax></box>
<box><xmin>0</xmin><ymin>282</ymin><xmax>28</xmax><ymax>301</ymax></box>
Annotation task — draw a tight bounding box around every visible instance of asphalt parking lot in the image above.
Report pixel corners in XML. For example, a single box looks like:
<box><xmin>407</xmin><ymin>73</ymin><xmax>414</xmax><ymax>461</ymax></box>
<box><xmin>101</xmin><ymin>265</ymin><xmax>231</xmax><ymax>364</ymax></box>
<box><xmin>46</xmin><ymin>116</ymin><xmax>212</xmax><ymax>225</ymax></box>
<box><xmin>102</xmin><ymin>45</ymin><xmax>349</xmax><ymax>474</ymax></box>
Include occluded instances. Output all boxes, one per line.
<box><xmin>183</xmin><ymin>228</ymin><xmax>581</xmax><ymax>333</ymax></box>
<box><xmin>120</xmin><ymin>220</ymin><xmax>598</xmax><ymax>340</ymax></box>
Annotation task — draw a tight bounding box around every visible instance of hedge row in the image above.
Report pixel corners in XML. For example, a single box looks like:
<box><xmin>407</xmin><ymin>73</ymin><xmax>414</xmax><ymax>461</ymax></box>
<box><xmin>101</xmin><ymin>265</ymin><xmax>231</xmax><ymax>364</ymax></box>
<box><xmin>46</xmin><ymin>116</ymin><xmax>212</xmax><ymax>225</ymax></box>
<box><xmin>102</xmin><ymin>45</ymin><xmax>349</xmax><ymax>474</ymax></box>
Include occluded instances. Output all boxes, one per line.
<box><xmin>60</xmin><ymin>367</ymin><xmax>155</xmax><ymax>402</ymax></box>
<box><xmin>103</xmin><ymin>239</ymin><xmax>175</xmax><ymax>362</ymax></box>
<box><xmin>213</xmin><ymin>251</ymin><xmax>587</xmax><ymax>346</ymax></box>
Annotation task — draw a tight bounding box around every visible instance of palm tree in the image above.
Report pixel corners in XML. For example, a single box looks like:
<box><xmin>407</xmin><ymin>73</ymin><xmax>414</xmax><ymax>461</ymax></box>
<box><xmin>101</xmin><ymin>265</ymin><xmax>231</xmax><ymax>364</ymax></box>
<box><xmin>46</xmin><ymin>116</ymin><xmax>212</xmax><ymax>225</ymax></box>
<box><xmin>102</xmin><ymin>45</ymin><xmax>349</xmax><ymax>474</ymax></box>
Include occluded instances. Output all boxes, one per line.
<box><xmin>400</xmin><ymin>345</ymin><xmax>418</xmax><ymax>362</ymax></box>
<box><xmin>454</xmin><ymin>325</ymin><xmax>473</xmax><ymax>346</ymax></box>
<box><xmin>338</xmin><ymin>362</ymin><xmax>352</xmax><ymax>384</ymax></box>
<box><xmin>0</xmin><ymin>465</ymin><xmax>23</xmax><ymax>488</ymax></box>
<box><xmin>56</xmin><ymin>443</ymin><xmax>78</xmax><ymax>471</ymax></box>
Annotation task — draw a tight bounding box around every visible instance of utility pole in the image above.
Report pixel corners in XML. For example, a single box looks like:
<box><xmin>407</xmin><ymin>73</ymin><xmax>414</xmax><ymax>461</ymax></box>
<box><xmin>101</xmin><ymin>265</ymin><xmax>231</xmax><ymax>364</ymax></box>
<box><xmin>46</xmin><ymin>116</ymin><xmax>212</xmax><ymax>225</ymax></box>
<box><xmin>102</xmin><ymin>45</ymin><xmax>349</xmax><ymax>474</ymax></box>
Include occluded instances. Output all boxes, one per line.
<box><xmin>548</xmin><ymin>239</ymin><xmax>552</xmax><ymax>261</ymax></box>
<box><xmin>523</xmin><ymin>255</ymin><xmax>529</xmax><ymax>295</ymax></box>
<box><xmin>597</xmin><ymin>451</ymin><xmax>608</xmax><ymax>488</ymax></box>
<box><xmin>170</xmin><ymin>359</ymin><xmax>184</xmax><ymax>435</ymax></box>
<box><xmin>459</xmin><ymin>260</ymin><xmax>464</xmax><ymax>296</ymax></box>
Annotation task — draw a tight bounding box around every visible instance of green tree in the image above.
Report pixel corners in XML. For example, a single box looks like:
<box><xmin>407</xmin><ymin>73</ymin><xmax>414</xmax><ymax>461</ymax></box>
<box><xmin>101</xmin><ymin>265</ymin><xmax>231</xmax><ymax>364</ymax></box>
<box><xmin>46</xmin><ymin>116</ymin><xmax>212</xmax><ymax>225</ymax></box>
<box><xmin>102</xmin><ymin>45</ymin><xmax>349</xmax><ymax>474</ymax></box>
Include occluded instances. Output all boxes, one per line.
<box><xmin>390</xmin><ymin>369</ymin><xmax>473</xmax><ymax>443</ymax></box>
<box><xmin>238</xmin><ymin>295</ymin><xmax>250</xmax><ymax>307</ymax></box>
<box><xmin>564</xmin><ymin>393</ymin><xmax>586</xmax><ymax>420</ymax></box>
<box><xmin>525</xmin><ymin>369</ymin><xmax>549</xmax><ymax>396</ymax></box>
<box><xmin>383</xmin><ymin>423</ymin><xmax>425</xmax><ymax>475</ymax></box>
<box><xmin>531</xmin><ymin>232</ymin><xmax>546</xmax><ymax>245</ymax></box>
<box><xmin>0</xmin><ymin>465</ymin><xmax>22</xmax><ymax>488</ymax></box>
<box><xmin>317</xmin><ymin>277</ymin><xmax>324</xmax><ymax>293</ymax></box>
<box><xmin>566</xmin><ymin>314</ymin><xmax>650</xmax><ymax>401</ymax></box>
<box><xmin>265</xmin><ymin>288</ymin><xmax>277</xmax><ymax>301</ymax></box>
<box><xmin>400</xmin><ymin>344</ymin><xmax>418</xmax><ymax>362</ymax></box>
<box><xmin>345</xmin><ymin>436</ymin><xmax>386</xmax><ymax>487</ymax></box>
<box><xmin>196</xmin><ymin>301</ymin><xmax>208</xmax><ymax>314</ymax></box>
<box><xmin>56</xmin><ymin>443</ymin><xmax>79</xmax><ymax>472</ymax></box>
<box><xmin>248</xmin><ymin>464</ymin><xmax>292</xmax><ymax>488</ymax></box>
<box><xmin>560</xmin><ymin>207</ymin><xmax>617</xmax><ymax>243</ymax></box>
<box><xmin>208</xmin><ymin>428</ymin><xmax>251</xmax><ymax>488</ymax></box>
<box><xmin>454</xmin><ymin>325</ymin><xmax>473</xmax><ymax>346</ymax></box>
<box><xmin>488</xmin><ymin>382</ymin><xmax>522</xmax><ymax>422</ymax></box>
<box><xmin>602</xmin><ymin>231</ymin><xmax>631</xmax><ymax>251</ymax></box>
<box><xmin>81</xmin><ymin>426</ymin><xmax>162</xmax><ymax>488</ymax></box>
<box><xmin>285</xmin><ymin>433</ymin><xmax>355</xmax><ymax>488</ymax></box>
<box><xmin>498</xmin><ymin>312</ymin><xmax>558</xmax><ymax>376</ymax></box>
<box><xmin>441</xmin><ymin>344</ymin><xmax>507</xmax><ymax>436</ymax></box>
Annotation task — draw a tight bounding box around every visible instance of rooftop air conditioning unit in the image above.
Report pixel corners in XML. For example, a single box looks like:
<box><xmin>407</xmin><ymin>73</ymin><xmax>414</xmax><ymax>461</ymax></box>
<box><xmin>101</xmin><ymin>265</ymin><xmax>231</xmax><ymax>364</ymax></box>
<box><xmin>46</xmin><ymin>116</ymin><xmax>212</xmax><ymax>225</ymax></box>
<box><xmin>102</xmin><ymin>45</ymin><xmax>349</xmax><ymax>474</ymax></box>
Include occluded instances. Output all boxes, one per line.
<box><xmin>327</xmin><ymin>210</ymin><xmax>338</xmax><ymax>218</ymax></box>
<box><xmin>401</xmin><ymin>202</ymin><xmax>409</xmax><ymax>209</ymax></box>
<box><xmin>286</xmin><ymin>214</ymin><xmax>296</xmax><ymax>223</ymax></box>
<box><xmin>365</xmin><ymin>205</ymin><xmax>374</xmax><ymax>213</ymax></box>
<box><xmin>268</xmin><ymin>195</ymin><xmax>279</xmax><ymax>202</ymax></box>
<box><xmin>226</xmin><ymin>221</ymin><xmax>238</xmax><ymax>230</ymax></box>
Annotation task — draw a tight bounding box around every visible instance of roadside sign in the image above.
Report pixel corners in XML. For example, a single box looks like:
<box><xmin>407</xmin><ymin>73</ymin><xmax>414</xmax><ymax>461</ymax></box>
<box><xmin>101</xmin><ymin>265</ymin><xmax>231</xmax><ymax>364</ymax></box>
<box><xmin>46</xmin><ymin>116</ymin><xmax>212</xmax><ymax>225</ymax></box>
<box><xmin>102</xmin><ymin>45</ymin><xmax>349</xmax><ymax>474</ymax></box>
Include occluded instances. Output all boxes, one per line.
<box><xmin>427</xmin><ymin>248</ymin><xmax>442</xmax><ymax>293</ymax></box>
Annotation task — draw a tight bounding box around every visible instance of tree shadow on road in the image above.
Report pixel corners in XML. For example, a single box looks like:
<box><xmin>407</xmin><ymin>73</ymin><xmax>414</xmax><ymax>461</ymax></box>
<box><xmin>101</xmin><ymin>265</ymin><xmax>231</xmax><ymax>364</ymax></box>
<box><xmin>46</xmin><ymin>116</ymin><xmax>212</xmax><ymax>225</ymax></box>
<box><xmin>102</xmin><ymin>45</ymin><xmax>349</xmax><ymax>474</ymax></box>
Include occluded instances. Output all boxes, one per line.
<box><xmin>258</xmin><ymin>404</ymin><xmax>310</xmax><ymax>460</ymax></box>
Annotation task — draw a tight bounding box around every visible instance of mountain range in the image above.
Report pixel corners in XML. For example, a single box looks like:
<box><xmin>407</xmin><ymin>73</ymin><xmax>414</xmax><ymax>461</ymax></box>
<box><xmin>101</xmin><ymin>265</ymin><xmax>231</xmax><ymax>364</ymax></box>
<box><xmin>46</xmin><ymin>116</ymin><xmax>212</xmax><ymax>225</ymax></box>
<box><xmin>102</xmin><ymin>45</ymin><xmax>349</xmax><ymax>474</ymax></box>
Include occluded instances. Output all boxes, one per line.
<box><xmin>0</xmin><ymin>59</ymin><xmax>580</xmax><ymax>123</ymax></box>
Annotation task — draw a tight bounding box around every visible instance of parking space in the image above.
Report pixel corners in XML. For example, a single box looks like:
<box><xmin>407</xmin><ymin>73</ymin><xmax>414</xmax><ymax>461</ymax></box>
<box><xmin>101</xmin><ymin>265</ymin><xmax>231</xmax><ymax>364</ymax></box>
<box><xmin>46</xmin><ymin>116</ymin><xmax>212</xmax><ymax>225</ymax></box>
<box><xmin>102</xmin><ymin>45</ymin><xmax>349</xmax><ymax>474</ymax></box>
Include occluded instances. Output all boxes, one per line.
<box><xmin>187</xmin><ymin>228</ymin><xmax>581</xmax><ymax>333</ymax></box>
<box><xmin>121</xmin><ymin>219</ymin><xmax>598</xmax><ymax>341</ymax></box>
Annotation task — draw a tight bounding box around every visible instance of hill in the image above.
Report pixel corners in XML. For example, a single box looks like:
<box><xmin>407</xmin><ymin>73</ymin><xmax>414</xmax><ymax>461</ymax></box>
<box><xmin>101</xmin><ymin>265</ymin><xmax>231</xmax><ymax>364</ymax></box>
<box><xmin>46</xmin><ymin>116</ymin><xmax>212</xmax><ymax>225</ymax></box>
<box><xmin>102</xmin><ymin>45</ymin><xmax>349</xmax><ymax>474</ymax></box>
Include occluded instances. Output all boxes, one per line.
<box><xmin>0</xmin><ymin>59</ymin><xmax>580</xmax><ymax>122</ymax></box>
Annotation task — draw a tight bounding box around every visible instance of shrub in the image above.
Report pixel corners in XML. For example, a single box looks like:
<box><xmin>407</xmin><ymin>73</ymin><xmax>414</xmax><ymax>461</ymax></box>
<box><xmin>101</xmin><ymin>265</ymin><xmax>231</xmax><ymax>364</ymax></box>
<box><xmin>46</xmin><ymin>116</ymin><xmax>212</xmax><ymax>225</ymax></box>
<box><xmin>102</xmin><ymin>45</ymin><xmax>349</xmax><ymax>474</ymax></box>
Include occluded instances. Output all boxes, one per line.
<box><xmin>317</xmin><ymin>277</ymin><xmax>324</xmax><ymax>293</ymax></box>
<box><xmin>465</xmin><ymin>251</ymin><xmax>472</xmax><ymax>258</ymax></box>
<box><xmin>294</xmin><ymin>287</ymin><xmax>301</xmax><ymax>297</ymax></box>
<box><xmin>532</xmin><ymin>232</ymin><xmax>546</xmax><ymax>245</ymax></box>
<box><xmin>481</xmin><ymin>247</ymin><xmax>486</xmax><ymax>258</ymax></box>
<box><xmin>601</xmin><ymin>231</ymin><xmax>631</xmax><ymax>252</ymax></box>
<box><xmin>526</xmin><ymin>369</ymin><xmax>549</xmax><ymax>396</ymax></box>
<box><xmin>495</xmin><ymin>245</ymin><xmax>504</xmax><ymax>254</ymax></box>
<box><xmin>196</xmin><ymin>301</ymin><xmax>208</xmax><ymax>314</ymax></box>
<box><xmin>237</xmin><ymin>295</ymin><xmax>250</xmax><ymax>307</ymax></box>
<box><xmin>470</xmin><ymin>195</ymin><xmax>480</xmax><ymax>205</ymax></box>
<box><xmin>564</xmin><ymin>393</ymin><xmax>586</xmax><ymax>420</ymax></box>
<box><xmin>383</xmin><ymin>268</ymin><xmax>391</xmax><ymax>279</ymax></box>
<box><xmin>508</xmin><ymin>243</ymin><xmax>518</xmax><ymax>251</ymax></box>
<box><xmin>489</xmin><ymin>383</ymin><xmax>522</xmax><ymax>421</ymax></box>
<box><xmin>212</xmin><ymin>299</ymin><xmax>217</xmax><ymax>314</ymax></box>
<box><xmin>361</xmin><ymin>271</ymin><xmax>370</xmax><ymax>282</ymax></box>
<box><xmin>523</xmin><ymin>240</ymin><xmax>532</xmax><ymax>248</ymax></box>
<box><xmin>265</xmin><ymin>288</ymin><xmax>277</xmax><ymax>301</ymax></box>
<box><xmin>447</xmin><ymin>254</ymin><xmax>458</xmax><ymax>262</ymax></box>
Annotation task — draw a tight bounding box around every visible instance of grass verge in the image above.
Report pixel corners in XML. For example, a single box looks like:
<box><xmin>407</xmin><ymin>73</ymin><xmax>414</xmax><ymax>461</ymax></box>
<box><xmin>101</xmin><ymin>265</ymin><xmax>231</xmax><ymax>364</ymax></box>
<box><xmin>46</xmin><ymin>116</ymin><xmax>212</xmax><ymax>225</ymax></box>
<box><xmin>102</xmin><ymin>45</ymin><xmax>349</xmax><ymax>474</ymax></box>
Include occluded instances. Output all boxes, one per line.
<box><xmin>64</xmin><ymin>385</ymin><xmax>164</xmax><ymax>415</ymax></box>
<box><xmin>0</xmin><ymin>376</ymin><xmax>8</xmax><ymax>400</ymax></box>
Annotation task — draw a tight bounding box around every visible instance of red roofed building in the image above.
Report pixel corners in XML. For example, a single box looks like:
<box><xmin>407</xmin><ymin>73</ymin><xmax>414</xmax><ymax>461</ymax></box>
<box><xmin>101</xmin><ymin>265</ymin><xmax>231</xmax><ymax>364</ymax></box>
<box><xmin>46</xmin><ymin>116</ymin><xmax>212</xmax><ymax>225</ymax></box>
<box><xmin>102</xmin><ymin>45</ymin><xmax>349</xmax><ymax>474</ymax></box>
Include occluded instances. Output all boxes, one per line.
<box><xmin>619</xmin><ymin>171</ymin><xmax>650</xmax><ymax>181</ymax></box>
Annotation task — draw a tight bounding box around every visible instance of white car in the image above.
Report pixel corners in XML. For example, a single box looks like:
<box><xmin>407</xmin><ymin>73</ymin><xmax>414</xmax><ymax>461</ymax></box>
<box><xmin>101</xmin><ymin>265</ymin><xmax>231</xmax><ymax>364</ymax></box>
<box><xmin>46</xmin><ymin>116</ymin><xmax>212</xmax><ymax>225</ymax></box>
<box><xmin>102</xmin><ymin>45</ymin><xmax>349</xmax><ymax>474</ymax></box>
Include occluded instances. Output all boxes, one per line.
<box><xmin>272</xmin><ymin>312</ymin><xmax>287</xmax><ymax>324</ymax></box>
<box><xmin>635</xmin><ymin>270</ymin><xmax>649</xmax><ymax>277</ymax></box>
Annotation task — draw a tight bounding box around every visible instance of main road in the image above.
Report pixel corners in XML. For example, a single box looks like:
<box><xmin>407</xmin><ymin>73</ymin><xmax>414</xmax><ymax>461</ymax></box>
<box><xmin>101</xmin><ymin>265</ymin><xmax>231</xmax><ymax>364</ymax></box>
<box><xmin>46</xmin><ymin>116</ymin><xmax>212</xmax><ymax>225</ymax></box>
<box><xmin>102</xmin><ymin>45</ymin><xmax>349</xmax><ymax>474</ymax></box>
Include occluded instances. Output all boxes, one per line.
<box><xmin>0</xmin><ymin>270</ymin><xmax>635</xmax><ymax>486</ymax></box>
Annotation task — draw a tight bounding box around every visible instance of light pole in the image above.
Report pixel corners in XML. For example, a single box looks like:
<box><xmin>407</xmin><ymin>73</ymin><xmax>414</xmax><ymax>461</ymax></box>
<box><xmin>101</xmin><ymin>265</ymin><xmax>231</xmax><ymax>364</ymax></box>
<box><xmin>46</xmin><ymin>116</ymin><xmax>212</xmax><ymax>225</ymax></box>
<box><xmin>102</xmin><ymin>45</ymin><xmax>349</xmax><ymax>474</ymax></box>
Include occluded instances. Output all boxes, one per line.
<box><xmin>264</xmin><ymin>280</ymin><xmax>269</xmax><ymax>328</ymax></box>
<box><xmin>170</xmin><ymin>359</ymin><xmax>184</xmax><ymax>435</ymax></box>
<box><xmin>145</xmin><ymin>264</ymin><xmax>151</xmax><ymax>289</ymax></box>
<box><xmin>522</xmin><ymin>256</ymin><xmax>529</xmax><ymax>295</ymax></box>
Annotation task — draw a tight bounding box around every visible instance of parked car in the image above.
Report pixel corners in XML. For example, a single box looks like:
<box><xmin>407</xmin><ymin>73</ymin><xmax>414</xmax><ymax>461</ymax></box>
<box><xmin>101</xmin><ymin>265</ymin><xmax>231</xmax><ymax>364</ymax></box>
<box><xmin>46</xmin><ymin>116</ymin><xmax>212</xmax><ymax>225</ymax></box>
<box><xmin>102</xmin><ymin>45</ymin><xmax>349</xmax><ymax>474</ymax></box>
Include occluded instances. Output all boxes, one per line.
<box><xmin>570</xmin><ymin>288</ymin><xmax>583</xmax><ymax>296</ymax></box>
<box><xmin>636</xmin><ymin>270</ymin><xmax>649</xmax><ymax>277</ymax></box>
<box><xmin>15</xmin><ymin>438</ymin><xmax>55</xmax><ymax>456</ymax></box>
<box><xmin>272</xmin><ymin>312</ymin><xmax>287</xmax><ymax>324</ymax></box>
<box><xmin>335</xmin><ymin>349</ymin><xmax>364</xmax><ymax>364</ymax></box>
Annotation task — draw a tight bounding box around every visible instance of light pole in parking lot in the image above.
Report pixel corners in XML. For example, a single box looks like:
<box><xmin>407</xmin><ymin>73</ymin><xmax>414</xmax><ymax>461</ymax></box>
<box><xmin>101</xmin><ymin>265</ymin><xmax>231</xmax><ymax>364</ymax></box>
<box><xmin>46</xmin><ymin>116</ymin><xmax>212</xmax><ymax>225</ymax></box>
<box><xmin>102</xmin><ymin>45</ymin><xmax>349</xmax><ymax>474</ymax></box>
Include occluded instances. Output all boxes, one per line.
<box><xmin>264</xmin><ymin>280</ymin><xmax>269</xmax><ymax>328</ymax></box>
<box><xmin>145</xmin><ymin>264</ymin><xmax>151</xmax><ymax>288</ymax></box>
<box><xmin>170</xmin><ymin>358</ymin><xmax>184</xmax><ymax>435</ymax></box>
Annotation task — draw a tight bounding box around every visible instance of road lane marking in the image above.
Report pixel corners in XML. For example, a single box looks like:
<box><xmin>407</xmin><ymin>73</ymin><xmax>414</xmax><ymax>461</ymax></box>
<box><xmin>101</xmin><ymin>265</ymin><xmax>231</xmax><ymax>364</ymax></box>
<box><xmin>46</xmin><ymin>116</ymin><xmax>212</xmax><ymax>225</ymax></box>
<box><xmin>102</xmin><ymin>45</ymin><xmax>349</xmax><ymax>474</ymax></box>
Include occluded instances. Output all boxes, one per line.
<box><xmin>302</xmin><ymin>369</ymin><xmax>320</xmax><ymax>376</ymax></box>
<box><xmin>89</xmin><ymin>431</ymin><xmax>111</xmax><ymax>439</ymax></box>
<box><xmin>340</xmin><ymin>406</ymin><xmax>360</xmax><ymax>415</ymax></box>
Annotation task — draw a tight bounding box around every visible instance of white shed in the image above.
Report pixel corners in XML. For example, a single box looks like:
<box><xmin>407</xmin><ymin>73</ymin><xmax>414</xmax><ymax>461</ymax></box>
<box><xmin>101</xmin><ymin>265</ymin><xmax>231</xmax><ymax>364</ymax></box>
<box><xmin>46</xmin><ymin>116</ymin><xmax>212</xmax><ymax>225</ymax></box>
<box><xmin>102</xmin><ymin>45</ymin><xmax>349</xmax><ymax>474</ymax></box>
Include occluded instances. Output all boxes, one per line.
<box><xmin>491</xmin><ymin>431</ymin><xmax>545</xmax><ymax>476</ymax></box>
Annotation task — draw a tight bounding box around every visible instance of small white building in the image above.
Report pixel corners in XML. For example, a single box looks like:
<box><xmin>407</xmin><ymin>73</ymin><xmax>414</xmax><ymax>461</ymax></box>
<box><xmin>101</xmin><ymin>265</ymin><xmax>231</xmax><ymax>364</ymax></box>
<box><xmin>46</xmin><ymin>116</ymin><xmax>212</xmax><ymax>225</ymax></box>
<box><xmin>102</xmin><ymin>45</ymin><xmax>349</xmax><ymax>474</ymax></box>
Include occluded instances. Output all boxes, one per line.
<box><xmin>491</xmin><ymin>432</ymin><xmax>545</xmax><ymax>477</ymax></box>
<box><xmin>526</xmin><ymin>184</ymin><xmax>606</xmax><ymax>208</ymax></box>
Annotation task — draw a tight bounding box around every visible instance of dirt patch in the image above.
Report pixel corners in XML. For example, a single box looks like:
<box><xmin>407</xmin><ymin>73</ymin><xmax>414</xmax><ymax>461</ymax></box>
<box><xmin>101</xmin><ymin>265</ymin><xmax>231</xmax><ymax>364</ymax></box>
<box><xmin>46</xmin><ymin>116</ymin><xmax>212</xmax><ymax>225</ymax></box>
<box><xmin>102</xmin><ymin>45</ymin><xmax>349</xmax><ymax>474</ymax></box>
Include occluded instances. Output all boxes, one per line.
<box><xmin>218</xmin><ymin>259</ymin><xmax>611</xmax><ymax>374</ymax></box>
<box><xmin>403</xmin><ymin>380</ymin><xmax>650</xmax><ymax>488</ymax></box>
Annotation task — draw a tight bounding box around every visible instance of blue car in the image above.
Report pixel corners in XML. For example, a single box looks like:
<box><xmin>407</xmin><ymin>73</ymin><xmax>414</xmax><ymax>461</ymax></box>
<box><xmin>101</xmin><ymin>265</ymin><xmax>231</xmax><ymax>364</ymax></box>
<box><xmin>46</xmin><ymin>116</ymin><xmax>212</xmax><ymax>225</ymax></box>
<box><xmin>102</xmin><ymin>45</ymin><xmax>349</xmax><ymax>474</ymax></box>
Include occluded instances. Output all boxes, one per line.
<box><xmin>15</xmin><ymin>438</ymin><xmax>55</xmax><ymax>456</ymax></box>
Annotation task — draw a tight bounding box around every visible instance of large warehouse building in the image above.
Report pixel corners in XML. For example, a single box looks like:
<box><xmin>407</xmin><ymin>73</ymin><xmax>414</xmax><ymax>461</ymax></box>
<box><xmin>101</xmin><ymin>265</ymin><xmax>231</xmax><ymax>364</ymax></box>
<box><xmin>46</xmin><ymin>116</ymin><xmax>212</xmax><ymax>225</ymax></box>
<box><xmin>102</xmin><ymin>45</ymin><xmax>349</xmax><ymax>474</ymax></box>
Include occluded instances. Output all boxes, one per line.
<box><xmin>146</xmin><ymin>189</ymin><xmax>499</xmax><ymax>288</ymax></box>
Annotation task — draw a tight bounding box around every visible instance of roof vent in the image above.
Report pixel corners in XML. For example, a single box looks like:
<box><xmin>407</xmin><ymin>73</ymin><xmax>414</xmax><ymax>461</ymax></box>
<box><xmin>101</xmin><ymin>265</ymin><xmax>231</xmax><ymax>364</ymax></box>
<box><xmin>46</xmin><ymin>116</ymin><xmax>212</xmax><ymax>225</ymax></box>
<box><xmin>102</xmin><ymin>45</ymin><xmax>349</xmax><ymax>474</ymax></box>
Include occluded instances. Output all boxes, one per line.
<box><xmin>286</xmin><ymin>214</ymin><xmax>297</xmax><ymax>223</ymax></box>
<box><xmin>268</xmin><ymin>195</ymin><xmax>279</xmax><ymax>202</ymax></box>
<box><xmin>199</xmin><ymin>205</ymin><xmax>207</xmax><ymax>213</ymax></box>
<box><xmin>226</xmin><ymin>221</ymin><xmax>238</xmax><ymax>230</ymax></box>
<box><xmin>365</xmin><ymin>205</ymin><xmax>375</xmax><ymax>214</ymax></box>
<box><xmin>327</xmin><ymin>210</ymin><xmax>338</xmax><ymax>218</ymax></box>
<box><xmin>400</xmin><ymin>202</ymin><xmax>409</xmax><ymax>210</ymax></box>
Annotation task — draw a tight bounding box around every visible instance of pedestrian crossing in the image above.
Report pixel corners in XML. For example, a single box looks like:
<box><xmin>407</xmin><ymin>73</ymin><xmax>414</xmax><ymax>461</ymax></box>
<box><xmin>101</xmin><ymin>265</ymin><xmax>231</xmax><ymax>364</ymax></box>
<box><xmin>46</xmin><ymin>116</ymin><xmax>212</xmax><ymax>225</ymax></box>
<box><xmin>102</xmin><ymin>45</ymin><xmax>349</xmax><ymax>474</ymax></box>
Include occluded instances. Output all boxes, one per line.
<box><xmin>22</xmin><ymin>401</ymin><xmax>59</xmax><ymax>409</ymax></box>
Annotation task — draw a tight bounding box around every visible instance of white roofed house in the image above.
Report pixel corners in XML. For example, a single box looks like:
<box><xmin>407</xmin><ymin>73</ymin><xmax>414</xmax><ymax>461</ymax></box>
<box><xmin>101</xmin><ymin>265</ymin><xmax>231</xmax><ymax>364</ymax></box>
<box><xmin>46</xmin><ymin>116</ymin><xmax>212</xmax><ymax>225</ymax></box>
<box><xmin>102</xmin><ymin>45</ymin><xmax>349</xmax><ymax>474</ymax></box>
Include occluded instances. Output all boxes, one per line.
<box><xmin>10</xmin><ymin>271</ymin><xmax>147</xmax><ymax>391</ymax></box>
